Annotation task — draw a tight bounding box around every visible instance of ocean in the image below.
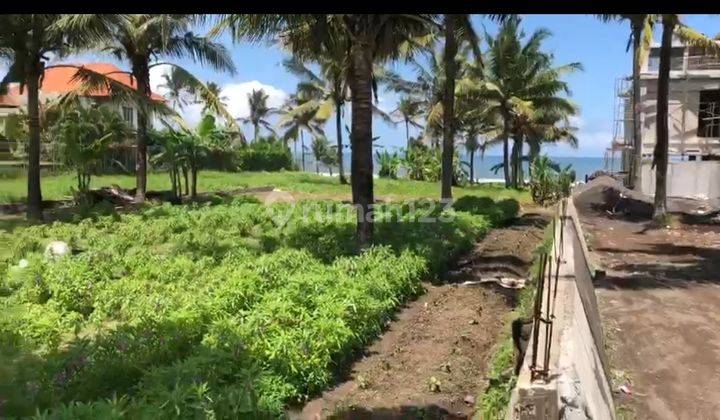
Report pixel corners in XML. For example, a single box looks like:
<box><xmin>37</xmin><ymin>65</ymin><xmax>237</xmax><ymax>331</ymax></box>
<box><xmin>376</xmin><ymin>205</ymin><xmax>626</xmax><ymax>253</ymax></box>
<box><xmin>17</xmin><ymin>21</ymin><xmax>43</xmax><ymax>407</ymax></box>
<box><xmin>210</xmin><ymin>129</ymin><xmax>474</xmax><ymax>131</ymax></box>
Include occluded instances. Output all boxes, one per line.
<box><xmin>293</xmin><ymin>152</ymin><xmax>621</xmax><ymax>183</ymax></box>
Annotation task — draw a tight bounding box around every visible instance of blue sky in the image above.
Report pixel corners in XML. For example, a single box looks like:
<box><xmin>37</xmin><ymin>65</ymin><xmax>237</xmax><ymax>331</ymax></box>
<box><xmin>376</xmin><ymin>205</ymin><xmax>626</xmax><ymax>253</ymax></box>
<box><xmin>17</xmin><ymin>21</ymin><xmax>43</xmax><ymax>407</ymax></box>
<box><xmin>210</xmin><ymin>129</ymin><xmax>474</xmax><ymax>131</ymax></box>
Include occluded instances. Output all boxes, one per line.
<box><xmin>27</xmin><ymin>15</ymin><xmax>720</xmax><ymax>157</ymax></box>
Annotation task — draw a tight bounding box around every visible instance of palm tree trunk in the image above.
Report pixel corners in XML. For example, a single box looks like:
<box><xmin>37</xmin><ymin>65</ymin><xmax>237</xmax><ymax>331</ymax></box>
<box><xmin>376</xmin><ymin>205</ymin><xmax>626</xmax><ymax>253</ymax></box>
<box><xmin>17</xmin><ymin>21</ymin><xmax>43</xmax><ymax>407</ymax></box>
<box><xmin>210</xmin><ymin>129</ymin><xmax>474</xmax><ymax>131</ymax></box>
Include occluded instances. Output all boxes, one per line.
<box><xmin>469</xmin><ymin>148</ymin><xmax>475</xmax><ymax>184</ymax></box>
<box><xmin>294</xmin><ymin>135</ymin><xmax>298</xmax><ymax>168</ymax></box>
<box><xmin>405</xmin><ymin>119</ymin><xmax>410</xmax><ymax>148</ymax></box>
<box><xmin>349</xmin><ymin>42</ymin><xmax>375</xmax><ymax>248</ymax></box>
<box><xmin>510</xmin><ymin>137</ymin><xmax>520</xmax><ymax>188</ymax></box>
<box><xmin>134</xmin><ymin>62</ymin><xmax>151</xmax><ymax>203</ymax></box>
<box><xmin>300</xmin><ymin>129</ymin><xmax>306</xmax><ymax>172</ymax></box>
<box><xmin>26</xmin><ymin>63</ymin><xmax>43</xmax><ymax>221</ymax></box>
<box><xmin>501</xmin><ymin>108</ymin><xmax>512</xmax><ymax>188</ymax></box>
<box><xmin>441</xmin><ymin>14</ymin><xmax>458</xmax><ymax>201</ymax></box>
<box><xmin>653</xmin><ymin>17</ymin><xmax>674</xmax><ymax>220</ymax></box>
<box><xmin>190</xmin><ymin>163</ymin><xmax>198</xmax><ymax>199</ymax></box>
<box><xmin>183</xmin><ymin>166</ymin><xmax>189</xmax><ymax>196</ymax></box>
<box><xmin>336</xmin><ymin>101</ymin><xmax>347</xmax><ymax>184</ymax></box>
<box><xmin>254</xmin><ymin>123</ymin><xmax>259</xmax><ymax>142</ymax></box>
<box><xmin>630</xmin><ymin>18</ymin><xmax>643</xmax><ymax>190</ymax></box>
<box><xmin>528</xmin><ymin>140</ymin><xmax>540</xmax><ymax>179</ymax></box>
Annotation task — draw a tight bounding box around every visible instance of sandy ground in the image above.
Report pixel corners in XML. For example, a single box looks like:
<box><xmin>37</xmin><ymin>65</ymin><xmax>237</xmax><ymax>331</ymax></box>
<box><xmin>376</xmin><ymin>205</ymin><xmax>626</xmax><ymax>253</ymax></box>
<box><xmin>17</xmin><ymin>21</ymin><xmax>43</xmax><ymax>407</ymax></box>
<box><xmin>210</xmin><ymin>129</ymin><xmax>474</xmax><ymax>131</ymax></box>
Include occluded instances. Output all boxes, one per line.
<box><xmin>295</xmin><ymin>213</ymin><xmax>549</xmax><ymax>420</ymax></box>
<box><xmin>578</xmin><ymin>209</ymin><xmax>720</xmax><ymax>419</ymax></box>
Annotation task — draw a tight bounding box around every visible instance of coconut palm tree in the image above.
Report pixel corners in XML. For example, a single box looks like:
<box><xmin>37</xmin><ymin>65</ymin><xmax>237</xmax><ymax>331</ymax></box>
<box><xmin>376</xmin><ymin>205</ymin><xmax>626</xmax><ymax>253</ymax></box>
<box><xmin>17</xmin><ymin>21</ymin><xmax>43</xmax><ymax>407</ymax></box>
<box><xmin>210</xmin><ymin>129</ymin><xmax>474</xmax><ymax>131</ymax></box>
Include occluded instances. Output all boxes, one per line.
<box><xmin>596</xmin><ymin>15</ymin><xmax>655</xmax><ymax>189</ymax></box>
<box><xmin>57</xmin><ymin>14</ymin><xmax>236</xmax><ymax>203</ymax></box>
<box><xmin>200</xmin><ymin>82</ymin><xmax>228</xmax><ymax>115</ymax></box>
<box><xmin>283</xmin><ymin>56</ymin><xmax>349</xmax><ymax>183</ymax></box>
<box><xmin>159</xmin><ymin>66</ymin><xmax>193</xmax><ymax>111</ymax></box>
<box><xmin>391</xmin><ymin>97</ymin><xmax>423</xmax><ymax>148</ymax></box>
<box><xmin>277</xmin><ymin>91</ymin><xmax>327</xmax><ymax>172</ymax></box>
<box><xmin>650</xmin><ymin>16</ymin><xmax>720</xmax><ymax>219</ymax></box>
<box><xmin>479</xmin><ymin>16</ymin><xmax>581</xmax><ymax>188</ymax></box>
<box><xmin>240</xmin><ymin>88</ymin><xmax>277</xmax><ymax>142</ymax></box>
<box><xmin>0</xmin><ymin>14</ymin><xmax>119</xmax><ymax>220</ymax></box>
<box><xmin>214</xmin><ymin>14</ymin><xmax>434</xmax><ymax>247</ymax></box>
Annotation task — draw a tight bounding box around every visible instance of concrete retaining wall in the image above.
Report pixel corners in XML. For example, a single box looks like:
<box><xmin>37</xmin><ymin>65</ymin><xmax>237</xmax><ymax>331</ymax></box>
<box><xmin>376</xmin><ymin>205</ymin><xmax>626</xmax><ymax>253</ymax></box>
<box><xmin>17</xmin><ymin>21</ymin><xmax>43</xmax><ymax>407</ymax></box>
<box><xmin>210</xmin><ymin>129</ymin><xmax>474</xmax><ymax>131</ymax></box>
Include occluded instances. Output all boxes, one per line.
<box><xmin>507</xmin><ymin>200</ymin><xmax>614</xmax><ymax>420</ymax></box>
<box><xmin>640</xmin><ymin>160</ymin><xmax>720</xmax><ymax>200</ymax></box>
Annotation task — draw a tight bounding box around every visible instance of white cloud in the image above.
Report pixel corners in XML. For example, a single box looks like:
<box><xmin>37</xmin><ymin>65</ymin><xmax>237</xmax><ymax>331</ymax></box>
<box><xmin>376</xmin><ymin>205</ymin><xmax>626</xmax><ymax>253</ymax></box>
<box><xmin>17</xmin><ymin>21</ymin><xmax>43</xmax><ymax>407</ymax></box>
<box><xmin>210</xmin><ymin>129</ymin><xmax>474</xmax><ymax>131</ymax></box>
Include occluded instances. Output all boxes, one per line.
<box><xmin>221</xmin><ymin>80</ymin><xmax>287</xmax><ymax>120</ymax></box>
<box><xmin>149</xmin><ymin>64</ymin><xmax>172</xmax><ymax>95</ymax></box>
<box><xmin>149</xmin><ymin>65</ymin><xmax>287</xmax><ymax>130</ymax></box>
<box><xmin>568</xmin><ymin>115</ymin><xmax>585</xmax><ymax>129</ymax></box>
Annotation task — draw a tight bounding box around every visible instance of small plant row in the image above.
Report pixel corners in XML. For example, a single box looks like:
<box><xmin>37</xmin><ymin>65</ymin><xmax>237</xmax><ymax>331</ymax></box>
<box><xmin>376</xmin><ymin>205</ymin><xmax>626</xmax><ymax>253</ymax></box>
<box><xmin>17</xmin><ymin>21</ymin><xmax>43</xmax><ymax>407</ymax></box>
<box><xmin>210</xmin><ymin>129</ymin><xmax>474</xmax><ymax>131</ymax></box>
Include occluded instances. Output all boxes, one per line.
<box><xmin>0</xmin><ymin>196</ymin><xmax>518</xmax><ymax>417</ymax></box>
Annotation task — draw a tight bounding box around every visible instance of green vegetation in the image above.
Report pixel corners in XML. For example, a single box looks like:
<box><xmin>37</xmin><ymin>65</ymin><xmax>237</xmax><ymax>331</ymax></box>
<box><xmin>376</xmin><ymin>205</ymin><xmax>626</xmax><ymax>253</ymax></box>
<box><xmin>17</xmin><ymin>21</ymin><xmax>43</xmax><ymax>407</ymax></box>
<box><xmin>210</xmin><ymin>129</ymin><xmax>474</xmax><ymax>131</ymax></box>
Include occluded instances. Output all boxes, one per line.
<box><xmin>0</xmin><ymin>194</ymin><xmax>518</xmax><ymax>417</ymax></box>
<box><xmin>529</xmin><ymin>155</ymin><xmax>576</xmax><ymax>206</ymax></box>
<box><xmin>234</xmin><ymin>137</ymin><xmax>295</xmax><ymax>172</ymax></box>
<box><xmin>0</xmin><ymin>171</ymin><xmax>530</xmax><ymax>206</ymax></box>
<box><xmin>476</xmin><ymin>222</ymin><xmax>554</xmax><ymax>419</ymax></box>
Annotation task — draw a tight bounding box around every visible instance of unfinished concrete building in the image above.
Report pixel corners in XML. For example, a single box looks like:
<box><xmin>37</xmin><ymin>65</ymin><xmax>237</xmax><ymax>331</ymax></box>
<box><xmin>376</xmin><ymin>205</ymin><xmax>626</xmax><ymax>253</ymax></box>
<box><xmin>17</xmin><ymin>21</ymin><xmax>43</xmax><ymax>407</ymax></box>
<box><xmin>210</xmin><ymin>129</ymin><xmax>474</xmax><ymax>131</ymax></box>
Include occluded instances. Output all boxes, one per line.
<box><xmin>616</xmin><ymin>36</ymin><xmax>720</xmax><ymax>201</ymax></box>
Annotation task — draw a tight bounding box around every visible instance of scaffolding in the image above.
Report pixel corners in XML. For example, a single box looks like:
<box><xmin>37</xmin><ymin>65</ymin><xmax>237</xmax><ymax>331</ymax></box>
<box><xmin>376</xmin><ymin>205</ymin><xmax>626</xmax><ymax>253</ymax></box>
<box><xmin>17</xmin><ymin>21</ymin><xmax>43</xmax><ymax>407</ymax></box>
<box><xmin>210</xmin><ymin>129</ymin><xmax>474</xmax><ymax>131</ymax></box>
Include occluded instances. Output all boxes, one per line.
<box><xmin>605</xmin><ymin>77</ymin><xmax>634</xmax><ymax>174</ymax></box>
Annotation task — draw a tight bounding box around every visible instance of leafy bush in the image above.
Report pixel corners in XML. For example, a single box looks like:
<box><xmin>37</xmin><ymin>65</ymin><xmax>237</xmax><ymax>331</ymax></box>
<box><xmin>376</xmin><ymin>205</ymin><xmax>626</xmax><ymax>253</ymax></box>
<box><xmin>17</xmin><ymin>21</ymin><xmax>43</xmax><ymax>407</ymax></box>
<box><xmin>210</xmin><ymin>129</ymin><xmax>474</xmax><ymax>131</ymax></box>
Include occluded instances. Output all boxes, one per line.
<box><xmin>0</xmin><ymin>196</ymin><xmax>513</xmax><ymax>416</ymax></box>
<box><xmin>235</xmin><ymin>136</ymin><xmax>294</xmax><ymax>172</ymax></box>
<box><xmin>529</xmin><ymin>155</ymin><xmax>576</xmax><ymax>205</ymax></box>
<box><xmin>453</xmin><ymin>196</ymin><xmax>520</xmax><ymax>226</ymax></box>
<box><xmin>403</xmin><ymin>143</ymin><xmax>441</xmax><ymax>181</ymax></box>
<box><xmin>376</xmin><ymin>150</ymin><xmax>401</xmax><ymax>179</ymax></box>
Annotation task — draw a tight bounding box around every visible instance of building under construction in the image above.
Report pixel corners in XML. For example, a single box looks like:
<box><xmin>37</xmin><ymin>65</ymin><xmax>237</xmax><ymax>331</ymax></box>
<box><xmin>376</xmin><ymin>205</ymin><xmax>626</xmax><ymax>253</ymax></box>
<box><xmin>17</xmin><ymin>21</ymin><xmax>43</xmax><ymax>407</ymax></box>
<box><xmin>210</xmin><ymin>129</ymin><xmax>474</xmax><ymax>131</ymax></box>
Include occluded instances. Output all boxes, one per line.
<box><xmin>616</xmin><ymin>35</ymin><xmax>720</xmax><ymax>200</ymax></box>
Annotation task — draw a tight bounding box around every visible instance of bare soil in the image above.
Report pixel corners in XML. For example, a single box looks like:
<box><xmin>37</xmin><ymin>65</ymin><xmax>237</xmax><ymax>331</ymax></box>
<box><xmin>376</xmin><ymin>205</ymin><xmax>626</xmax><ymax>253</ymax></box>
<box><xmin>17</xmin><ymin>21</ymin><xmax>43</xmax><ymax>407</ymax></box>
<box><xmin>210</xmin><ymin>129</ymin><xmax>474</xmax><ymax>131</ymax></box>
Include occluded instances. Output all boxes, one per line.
<box><xmin>295</xmin><ymin>213</ymin><xmax>549</xmax><ymax>420</ymax></box>
<box><xmin>577</xmin><ymin>207</ymin><xmax>720</xmax><ymax>419</ymax></box>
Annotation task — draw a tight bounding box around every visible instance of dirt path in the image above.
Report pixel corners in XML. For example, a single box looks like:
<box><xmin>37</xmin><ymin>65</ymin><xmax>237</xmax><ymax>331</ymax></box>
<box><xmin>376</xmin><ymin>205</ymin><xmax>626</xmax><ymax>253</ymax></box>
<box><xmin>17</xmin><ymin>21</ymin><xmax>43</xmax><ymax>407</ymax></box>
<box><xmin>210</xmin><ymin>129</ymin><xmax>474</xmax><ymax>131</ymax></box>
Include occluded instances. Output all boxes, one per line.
<box><xmin>295</xmin><ymin>213</ymin><xmax>549</xmax><ymax>420</ymax></box>
<box><xmin>578</xmin><ymin>210</ymin><xmax>720</xmax><ymax>419</ymax></box>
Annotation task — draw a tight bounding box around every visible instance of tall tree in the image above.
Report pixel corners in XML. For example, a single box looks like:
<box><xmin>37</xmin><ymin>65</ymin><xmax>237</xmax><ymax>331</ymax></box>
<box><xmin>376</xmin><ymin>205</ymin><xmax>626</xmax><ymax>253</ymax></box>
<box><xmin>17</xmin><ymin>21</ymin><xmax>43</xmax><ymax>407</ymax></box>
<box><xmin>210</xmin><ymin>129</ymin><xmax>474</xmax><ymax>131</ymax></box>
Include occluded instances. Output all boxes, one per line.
<box><xmin>479</xmin><ymin>16</ymin><xmax>581</xmax><ymax>188</ymax></box>
<box><xmin>391</xmin><ymin>97</ymin><xmax>423</xmax><ymax>148</ymax></box>
<box><xmin>159</xmin><ymin>66</ymin><xmax>192</xmax><ymax>110</ymax></box>
<box><xmin>649</xmin><ymin>15</ymin><xmax>720</xmax><ymax>219</ymax></box>
<box><xmin>59</xmin><ymin>14</ymin><xmax>236</xmax><ymax>202</ymax></box>
<box><xmin>653</xmin><ymin>15</ymin><xmax>674</xmax><ymax>219</ymax></box>
<box><xmin>283</xmin><ymin>56</ymin><xmax>349</xmax><ymax>183</ymax></box>
<box><xmin>0</xmin><ymin>14</ymin><xmax>118</xmax><ymax>220</ymax></box>
<box><xmin>240</xmin><ymin>88</ymin><xmax>277</xmax><ymax>142</ymax></box>
<box><xmin>441</xmin><ymin>15</ymin><xmax>459</xmax><ymax>200</ymax></box>
<box><xmin>597</xmin><ymin>14</ymin><xmax>654</xmax><ymax>189</ymax></box>
<box><xmin>277</xmin><ymin>91</ymin><xmax>327</xmax><ymax>171</ymax></box>
<box><xmin>215</xmin><ymin>15</ymin><xmax>434</xmax><ymax>248</ymax></box>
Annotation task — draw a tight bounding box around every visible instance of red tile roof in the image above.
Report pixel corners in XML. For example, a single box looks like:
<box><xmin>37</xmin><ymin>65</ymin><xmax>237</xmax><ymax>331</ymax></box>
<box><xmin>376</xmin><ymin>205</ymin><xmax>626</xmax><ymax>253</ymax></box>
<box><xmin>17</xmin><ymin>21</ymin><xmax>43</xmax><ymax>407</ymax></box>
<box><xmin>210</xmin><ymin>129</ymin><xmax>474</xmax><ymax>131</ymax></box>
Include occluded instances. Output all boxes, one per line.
<box><xmin>0</xmin><ymin>63</ymin><xmax>164</xmax><ymax>106</ymax></box>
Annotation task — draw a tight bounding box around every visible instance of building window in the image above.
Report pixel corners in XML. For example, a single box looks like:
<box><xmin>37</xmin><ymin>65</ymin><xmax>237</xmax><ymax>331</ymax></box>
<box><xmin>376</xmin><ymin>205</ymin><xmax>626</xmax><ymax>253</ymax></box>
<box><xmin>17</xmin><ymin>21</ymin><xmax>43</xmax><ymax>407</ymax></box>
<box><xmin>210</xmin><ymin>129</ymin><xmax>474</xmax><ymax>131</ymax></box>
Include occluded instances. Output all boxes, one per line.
<box><xmin>698</xmin><ymin>90</ymin><xmax>720</xmax><ymax>138</ymax></box>
<box><xmin>122</xmin><ymin>106</ymin><xmax>134</xmax><ymax>125</ymax></box>
<box><xmin>647</xmin><ymin>47</ymin><xmax>685</xmax><ymax>72</ymax></box>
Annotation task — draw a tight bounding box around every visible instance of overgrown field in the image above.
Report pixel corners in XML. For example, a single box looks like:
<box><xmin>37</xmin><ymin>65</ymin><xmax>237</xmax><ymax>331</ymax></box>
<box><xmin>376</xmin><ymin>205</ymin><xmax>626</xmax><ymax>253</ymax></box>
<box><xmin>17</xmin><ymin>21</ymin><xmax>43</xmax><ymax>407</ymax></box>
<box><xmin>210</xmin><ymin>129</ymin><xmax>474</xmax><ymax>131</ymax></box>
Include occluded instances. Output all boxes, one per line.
<box><xmin>0</xmin><ymin>170</ymin><xmax>530</xmax><ymax>205</ymax></box>
<box><xmin>0</xmin><ymin>196</ymin><xmax>519</xmax><ymax>417</ymax></box>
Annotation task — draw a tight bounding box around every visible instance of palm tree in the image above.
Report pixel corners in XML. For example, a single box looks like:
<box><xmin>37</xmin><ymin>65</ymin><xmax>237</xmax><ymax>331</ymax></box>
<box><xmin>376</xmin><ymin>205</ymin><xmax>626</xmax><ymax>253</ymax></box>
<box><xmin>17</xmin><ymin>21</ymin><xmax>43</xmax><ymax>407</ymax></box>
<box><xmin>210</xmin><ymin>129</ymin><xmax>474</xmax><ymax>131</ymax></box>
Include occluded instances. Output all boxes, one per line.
<box><xmin>58</xmin><ymin>14</ymin><xmax>236</xmax><ymax>203</ymax></box>
<box><xmin>650</xmin><ymin>16</ymin><xmax>720</xmax><ymax>219</ymax></box>
<box><xmin>200</xmin><ymin>82</ymin><xmax>228</xmax><ymax>115</ymax></box>
<box><xmin>391</xmin><ymin>97</ymin><xmax>423</xmax><ymax>148</ymax></box>
<box><xmin>311</xmin><ymin>136</ymin><xmax>331</xmax><ymax>174</ymax></box>
<box><xmin>214</xmin><ymin>15</ymin><xmax>434</xmax><ymax>247</ymax></box>
<box><xmin>283</xmin><ymin>56</ymin><xmax>349</xmax><ymax>183</ymax></box>
<box><xmin>597</xmin><ymin>15</ymin><xmax>654</xmax><ymax>189</ymax></box>
<box><xmin>0</xmin><ymin>14</ymin><xmax>118</xmax><ymax>220</ymax></box>
<box><xmin>277</xmin><ymin>91</ymin><xmax>327</xmax><ymax>172</ymax></box>
<box><xmin>160</xmin><ymin>67</ymin><xmax>192</xmax><ymax>111</ymax></box>
<box><xmin>240</xmin><ymin>88</ymin><xmax>276</xmax><ymax>142</ymax></box>
<box><xmin>479</xmin><ymin>17</ymin><xmax>581</xmax><ymax>188</ymax></box>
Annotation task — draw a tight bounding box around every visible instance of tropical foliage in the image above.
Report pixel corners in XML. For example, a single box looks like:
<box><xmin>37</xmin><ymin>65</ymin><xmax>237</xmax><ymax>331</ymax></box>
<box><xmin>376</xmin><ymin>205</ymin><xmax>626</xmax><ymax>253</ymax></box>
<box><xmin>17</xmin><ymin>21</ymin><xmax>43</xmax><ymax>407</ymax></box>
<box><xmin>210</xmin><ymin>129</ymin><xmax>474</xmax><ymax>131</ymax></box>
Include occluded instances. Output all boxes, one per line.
<box><xmin>50</xmin><ymin>103</ymin><xmax>130</xmax><ymax>196</ymax></box>
<box><xmin>0</xmin><ymin>194</ymin><xmax>524</xmax><ymax>416</ymax></box>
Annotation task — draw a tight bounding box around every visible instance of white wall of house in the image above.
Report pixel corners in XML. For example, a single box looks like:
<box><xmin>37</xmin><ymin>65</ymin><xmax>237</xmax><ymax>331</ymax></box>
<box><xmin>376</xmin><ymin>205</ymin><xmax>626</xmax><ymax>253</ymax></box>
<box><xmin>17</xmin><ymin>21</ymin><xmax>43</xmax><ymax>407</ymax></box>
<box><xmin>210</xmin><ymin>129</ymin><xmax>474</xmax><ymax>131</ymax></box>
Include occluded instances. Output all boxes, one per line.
<box><xmin>640</xmin><ymin>77</ymin><xmax>720</xmax><ymax>158</ymax></box>
<box><xmin>641</xmin><ymin>160</ymin><xmax>720</xmax><ymax>200</ymax></box>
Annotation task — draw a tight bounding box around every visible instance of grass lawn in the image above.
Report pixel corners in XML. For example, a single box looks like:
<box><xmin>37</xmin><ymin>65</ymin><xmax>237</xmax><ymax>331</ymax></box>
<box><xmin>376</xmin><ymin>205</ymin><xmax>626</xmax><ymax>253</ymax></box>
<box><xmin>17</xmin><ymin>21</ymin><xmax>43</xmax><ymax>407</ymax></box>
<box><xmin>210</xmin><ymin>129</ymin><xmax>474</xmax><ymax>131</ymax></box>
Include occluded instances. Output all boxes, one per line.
<box><xmin>0</xmin><ymin>170</ymin><xmax>530</xmax><ymax>206</ymax></box>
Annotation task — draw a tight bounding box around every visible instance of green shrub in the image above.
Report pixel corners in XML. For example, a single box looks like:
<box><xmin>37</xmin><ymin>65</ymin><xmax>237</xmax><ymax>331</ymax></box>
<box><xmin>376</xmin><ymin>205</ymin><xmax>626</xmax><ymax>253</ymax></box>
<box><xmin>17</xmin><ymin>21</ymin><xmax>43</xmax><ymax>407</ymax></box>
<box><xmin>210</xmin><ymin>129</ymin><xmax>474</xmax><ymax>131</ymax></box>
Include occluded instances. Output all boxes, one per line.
<box><xmin>0</xmin><ymin>196</ymin><xmax>511</xmax><ymax>417</ymax></box>
<box><xmin>453</xmin><ymin>196</ymin><xmax>520</xmax><ymax>226</ymax></box>
<box><xmin>235</xmin><ymin>137</ymin><xmax>294</xmax><ymax>172</ymax></box>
